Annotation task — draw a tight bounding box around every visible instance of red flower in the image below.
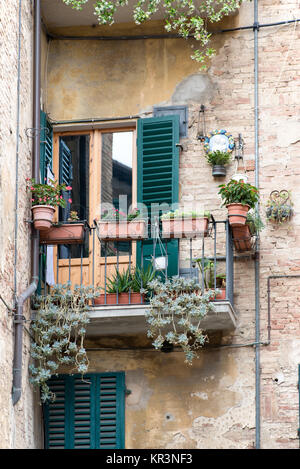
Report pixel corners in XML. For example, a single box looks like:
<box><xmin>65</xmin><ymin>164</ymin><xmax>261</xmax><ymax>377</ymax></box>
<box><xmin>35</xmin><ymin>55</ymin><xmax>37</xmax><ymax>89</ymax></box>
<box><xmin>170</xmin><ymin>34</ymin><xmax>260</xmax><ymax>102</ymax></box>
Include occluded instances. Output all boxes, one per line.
<box><xmin>68</xmin><ymin>198</ymin><xmax>72</xmax><ymax>204</ymax></box>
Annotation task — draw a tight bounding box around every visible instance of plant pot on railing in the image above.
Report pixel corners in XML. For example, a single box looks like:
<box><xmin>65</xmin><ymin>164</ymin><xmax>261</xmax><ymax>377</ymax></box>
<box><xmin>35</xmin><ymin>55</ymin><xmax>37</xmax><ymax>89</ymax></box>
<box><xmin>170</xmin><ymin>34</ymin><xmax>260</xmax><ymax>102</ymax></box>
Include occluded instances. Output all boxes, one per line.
<box><xmin>94</xmin><ymin>292</ymin><xmax>145</xmax><ymax>306</ymax></box>
<box><xmin>161</xmin><ymin>210</ymin><xmax>210</xmax><ymax>238</ymax></box>
<box><xmin>39</xmin><ymin>222</ymin><xmax>85</xmax><ymax>245</ymax></box>
<box><xmin>231</xmin><ymin>224</ymin><xmax>252</xmax><ymax>251</ymax></box>
<box><xmin>97</xmin><ymin>219</ymin><xmax>147</xmax><ymax>241</ymax></box>
<box><xmin>27</xmin><ymin>177</ymin><xmax>71</xmax><ymax>231</ymax></box>
<box><xmin>31</xmin><ymin>205</ymin><xmax>56</xmax><ymax>231</ymax></box>
<box><xmin>218</xmin><ymin>179</ymin><xmax>259</xmax><ymax>228</ymax></box>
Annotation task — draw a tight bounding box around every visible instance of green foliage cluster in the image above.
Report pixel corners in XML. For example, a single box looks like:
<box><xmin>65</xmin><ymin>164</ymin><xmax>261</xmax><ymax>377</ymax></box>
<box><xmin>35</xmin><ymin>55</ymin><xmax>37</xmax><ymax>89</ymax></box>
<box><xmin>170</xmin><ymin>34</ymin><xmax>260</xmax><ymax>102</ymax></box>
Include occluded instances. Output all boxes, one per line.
<box><xmin>26</xmin><ymin>177</ymin><xmax>70</xmax><ymax>208</ymax></box>
<box><xmin>106</xmin><ymin>264</ymin><xmax>156</xmax><ymax>293</ymax></box>
<box><xmin>206</xmin><ymin>150</ymin><xmax>232</xmax><ymax>166</ymax></box>
<box><xmin>266</xmin><ymin>192</ymin><xmax>293</xmax><ymax>224</ymax></box>
<box><xmin>218</xmin><ymin>179</ymin><xmax>259</xmax><ymax>209</ymax></box>
<box><xmin>246</xmin><ymin>209</ymin><xmax>264</xmax><ymax>235</ymax></box>
<box><xmin>62</xmin><ymin>0</ymin><xmax>244</xmax><ymax>67</ymax></box>
<box><xmin>161</xmin><ymin>209</ymin><xmax>210</xmax><ymax>220</ymax></box>
<box><xmin>100</xmin><ymin>207</ymin><xmax>141</xmax><ymax>221</ymax></box>
<box><xmin>146</xmin><ymin>276</ymin><xmax>218</xmax><ymax>364</ymax></box>
<box><xmin>29</xmin><ymin>283</ymin><xmax>100</xmax><ymax>402</ymax></box>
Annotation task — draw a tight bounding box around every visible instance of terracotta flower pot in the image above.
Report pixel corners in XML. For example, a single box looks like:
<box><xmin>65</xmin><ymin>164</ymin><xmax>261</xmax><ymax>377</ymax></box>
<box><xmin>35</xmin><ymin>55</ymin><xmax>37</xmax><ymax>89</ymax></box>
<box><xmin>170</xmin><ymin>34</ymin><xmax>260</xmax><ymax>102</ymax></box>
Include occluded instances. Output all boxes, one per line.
<box><xmin>94</xmin><ymin>292</ymin><xmax>145</xmax><ymax>305</ymax></box>
<box><xmin>39</xmin><ymin>223</ymin><xmax>85</xmax><ymax>245</ymax></box>
<box><xmin>231</xmin><ymin>224</ymin><xmax>252</xmax><ymax>252</ymax></box>
<box><xmin>226</xmin><ymin>203</ymin><xmax>250</xmax><ymax>227</ymax></box>
<box><xmin>31</xmin><ymin>205</ymin><xmax>55</xmax><ymax>231</ymax></box>
<box><xmin>97</xmin><ymin>219</ymin><xmax>147</xmax><ymax>241</ymax></box>
<box><xmin>209</xmin><ymin>288</ymin><xmax>226</xmax><ymax>301</ymax></box>
<box><xmin>161</xmin><ymin>217</ymin><xmax>209</xmax><ymax>238</ymax></box>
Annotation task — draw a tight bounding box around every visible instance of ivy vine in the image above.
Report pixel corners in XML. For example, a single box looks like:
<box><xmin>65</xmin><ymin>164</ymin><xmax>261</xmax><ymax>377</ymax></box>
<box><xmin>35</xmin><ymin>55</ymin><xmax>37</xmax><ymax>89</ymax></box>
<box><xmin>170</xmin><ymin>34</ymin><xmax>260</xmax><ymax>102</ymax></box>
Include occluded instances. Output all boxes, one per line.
<box><xmin>62</xmin><ymin>0</ymin><xmax>245</xmax><ymax>66</ymax></box>
<box><xmin>29</xmin><ymin>283</ymin><xmax>100</xmax><ymax>402</ymax></box>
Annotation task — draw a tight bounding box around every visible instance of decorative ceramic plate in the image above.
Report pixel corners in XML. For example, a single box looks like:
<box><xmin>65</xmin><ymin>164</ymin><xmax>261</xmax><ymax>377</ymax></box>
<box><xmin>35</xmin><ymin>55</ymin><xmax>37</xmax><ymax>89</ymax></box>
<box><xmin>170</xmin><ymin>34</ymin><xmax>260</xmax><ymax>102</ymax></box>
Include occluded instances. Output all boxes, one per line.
<box><xmin>204</xmin><ymin>130</ymin><xmax>235</xmax><ymax>154</ymax></box>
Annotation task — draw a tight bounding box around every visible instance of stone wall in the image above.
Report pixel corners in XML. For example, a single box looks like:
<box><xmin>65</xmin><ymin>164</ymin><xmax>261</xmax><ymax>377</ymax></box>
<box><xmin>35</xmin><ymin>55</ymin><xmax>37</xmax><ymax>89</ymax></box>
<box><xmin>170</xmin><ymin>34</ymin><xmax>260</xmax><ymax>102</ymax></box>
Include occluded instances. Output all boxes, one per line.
<box><xmin>43</xmin><ymin>0</ymin><xmax>300</xmax><ymax>449</ymax></box>
<box><xmin>0</xmin><ymin>0</ymin><xmax>43</xmax><ymax>449</ymax></box>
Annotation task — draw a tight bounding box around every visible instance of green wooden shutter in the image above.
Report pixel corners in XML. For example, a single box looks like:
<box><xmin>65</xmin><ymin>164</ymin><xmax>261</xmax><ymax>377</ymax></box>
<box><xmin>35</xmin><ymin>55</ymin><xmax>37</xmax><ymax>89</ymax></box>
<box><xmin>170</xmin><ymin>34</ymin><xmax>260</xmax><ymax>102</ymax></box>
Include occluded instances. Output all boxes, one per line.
<box><xmin>44</xmin><ymin>373</ymin><xmax>125</xmax><ymax>449</ymax></box>
<box><xmin>40</xmin><ymin>110</ymin><xmax>53</xmax><ymax>183</ymax></box>
<box><xmin>137</xmin><ymin>115</ymin><xmax>180</xmax><ymax>277</ymax></box>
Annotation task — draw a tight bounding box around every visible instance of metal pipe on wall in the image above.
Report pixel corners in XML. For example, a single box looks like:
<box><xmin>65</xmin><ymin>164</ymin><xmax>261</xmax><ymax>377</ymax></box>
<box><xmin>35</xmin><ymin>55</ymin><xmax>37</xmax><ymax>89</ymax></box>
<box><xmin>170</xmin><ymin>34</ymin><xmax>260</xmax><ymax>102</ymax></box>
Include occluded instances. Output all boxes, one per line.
<box><xmin>12</xmin><ymin>0</ymin><xmax>41</xmax><ymax>406</ymax></box>
<box><xmin>254</xmin><ymin>0</ymin><xmax>261</xmax><ymax>449</ymax></box>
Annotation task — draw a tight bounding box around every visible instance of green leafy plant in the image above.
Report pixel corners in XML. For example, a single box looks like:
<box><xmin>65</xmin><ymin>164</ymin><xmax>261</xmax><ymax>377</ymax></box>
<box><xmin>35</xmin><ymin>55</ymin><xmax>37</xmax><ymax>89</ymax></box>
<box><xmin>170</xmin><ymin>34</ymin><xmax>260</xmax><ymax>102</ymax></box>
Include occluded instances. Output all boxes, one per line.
<box><xmin>62</xmin><ymin>0</ymin><xmax>245</xmax><ymax>67</ymax></box>
<box><xmin>218</xmin><ymin>179</ymin><xmax>259</xmax><ymax>209</ymax></box>
<box><xmin>161</xmin><ymin>209</ymin><xmax>210</xmax><ymax>220</ymax></box>
<box><xmin>26</xmin><ymin>177</ymin><xmax>71</xmax><ymax>208</ymax></box>
<box><xmin>29</xmin><ymin>283</ymin><xmax>100</xmax><ymax>402</ymax></box>
<box><xmin>266</xmin><ymin>191</ymin><xmax>293</xmax><ymax>224</ymax></box>
<box><xmin>146</xmin><ymin>276</ymin><xmax>218</xmax><ymax>364</ymax></box>
<box><xmin>68</xmin><ymin>210</ymin><xmax>80</xmax><ymax>221</ymax></box>
<box><xmin>246</xmin><ymin>209</ymin><xmax>264</xmax><ymax>235</ymax></box>
<box><xmin>193</xmin><ymin>257</ymin><xmax>225</xmax><ymax>289</ymax></box>
<box><xmin>106</xmin><ymin>268</ymin><xmax>133</xmax><ymax>293</ymax></box>
<box><xmin>101</xmin><ymin>207</ymin><xmax>142</xmax><ymax>221</ymax></box>
<box><xmin>206</xmin><ymin>150</ymin><xmax>232</xmax><ymax>166</ymax></box>
<box><xmin>105</xmin><ymin>264</ymin><xmax>156</xmax><ymax>294</ymax></box>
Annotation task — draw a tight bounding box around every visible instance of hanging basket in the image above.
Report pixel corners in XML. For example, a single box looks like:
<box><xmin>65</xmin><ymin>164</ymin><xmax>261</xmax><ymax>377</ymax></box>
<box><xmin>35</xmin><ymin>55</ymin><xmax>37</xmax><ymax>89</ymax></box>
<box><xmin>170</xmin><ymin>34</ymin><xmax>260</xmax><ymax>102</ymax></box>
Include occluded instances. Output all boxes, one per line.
<box><xmin>31</xmin><ymin>205</ymin><xmax>55</xmax><ymax>231</ymax></box>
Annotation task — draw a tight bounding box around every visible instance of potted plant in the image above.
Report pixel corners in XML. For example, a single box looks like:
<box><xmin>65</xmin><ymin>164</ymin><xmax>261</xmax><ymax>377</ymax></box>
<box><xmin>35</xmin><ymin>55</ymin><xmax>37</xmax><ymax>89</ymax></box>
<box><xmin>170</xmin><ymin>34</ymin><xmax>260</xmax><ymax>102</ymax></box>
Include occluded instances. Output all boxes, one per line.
<box><xmin>146</xmin><ymin>276</ymin><xmax>217</xmax><ymax>364</ymax></box>
<box><xmin>218</xmin><ymin>179</ymin><xmax>259</xmax><ymax>226</ymax></box>
<box><xmin>205</xmin><ymin>150</ymin><xmax>232</xmax><ymax>177</ymax></box>
<box><xmin>194</xmin><ymin>257</ymin><xmax>226</xmax><ymax>300</ymax></box>
<box><xmin>266</xmin><ymin>190</ymin><xmax>293</xmax><ymax>224</ymax></box>
<box><xmin>94</xmin><ymin>264</ymin><xmax>155</xmax><ymax>305</ymax></box>
<box><xmin>26</xmin><ymin>177</ymin><xmax>70</xmax><ymax>231</ymax></box>
<box><xmin>39</xmin><ymin>210</ymin><xmax>86</xmax><ymax>245</ymax></box>
<box><xmin>161</xmin><ymin>209</ymin><xmax>210</xmax><ymax>238</ymax></box>
<box><xmin>96</xmin><ymin>207</ymin><xmax>147</xmax><ymax>241</ymax></box>
<box><xmin>232</xmin><ymin>209</ymin><xmax>264</xmax><ymax>252</ymax></box>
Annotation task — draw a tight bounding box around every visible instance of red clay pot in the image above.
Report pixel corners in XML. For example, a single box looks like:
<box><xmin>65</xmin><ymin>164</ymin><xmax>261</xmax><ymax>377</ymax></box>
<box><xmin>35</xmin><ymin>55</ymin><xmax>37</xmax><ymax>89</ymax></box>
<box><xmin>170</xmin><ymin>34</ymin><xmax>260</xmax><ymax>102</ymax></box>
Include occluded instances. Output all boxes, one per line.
<box><xmin>161</xmin><ymin>217</ymin><xmax>209</xmax><ymax>238</ymax></box>
<box><xmin>94</xmin><ymin>292</ymin><xmax>145</xmax><ymax>305</ymax></box>
<box><xmin>39</xmin><ymin>223</ymin><xmax>85</xmax><ymax>245</ymax></box>
<box><xmin>231</xmin><ymin>224</ymin><xmax>252</xmax><ymax>252</ymax></box>
<box><xmin>226</xmin><ymin>203</ymin><xmax>250</xmax><ymax>227</ymax></box>
<box><xmin>97</xmin><ymin>220</ymin><xmax>147</xmax><ymax>241</ymax></box>
<box><xmin>31</xmin><ymin>205</ymin><xmax>55</xmax><ymax>231</ymax></box>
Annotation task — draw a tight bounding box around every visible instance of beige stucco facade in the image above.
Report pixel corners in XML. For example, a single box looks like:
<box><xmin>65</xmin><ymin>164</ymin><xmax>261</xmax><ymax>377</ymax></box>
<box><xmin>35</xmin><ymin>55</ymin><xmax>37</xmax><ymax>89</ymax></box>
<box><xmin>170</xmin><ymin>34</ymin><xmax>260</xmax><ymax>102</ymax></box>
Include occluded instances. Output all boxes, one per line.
<box><xmin>0</xmin><ymin>0</ymin><xmax>299</xmax><ymax>449</ymax></box>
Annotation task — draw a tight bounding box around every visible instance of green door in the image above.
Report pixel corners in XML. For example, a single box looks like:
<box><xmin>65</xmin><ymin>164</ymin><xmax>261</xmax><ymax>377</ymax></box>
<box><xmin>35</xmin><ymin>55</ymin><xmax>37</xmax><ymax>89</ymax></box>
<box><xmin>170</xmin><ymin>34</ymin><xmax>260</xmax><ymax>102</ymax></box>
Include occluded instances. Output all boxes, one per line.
<box><xmin>137</xmin><ymin>115</ymin><xmax>180</xmax><ymax>277</ymax></box>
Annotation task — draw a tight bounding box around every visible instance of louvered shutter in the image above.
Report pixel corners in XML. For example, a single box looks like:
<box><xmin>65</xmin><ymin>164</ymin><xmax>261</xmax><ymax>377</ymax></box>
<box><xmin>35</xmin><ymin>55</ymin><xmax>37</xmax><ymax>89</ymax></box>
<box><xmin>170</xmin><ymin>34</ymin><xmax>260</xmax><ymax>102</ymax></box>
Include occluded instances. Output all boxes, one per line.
<box><xmin>137</xmin><ymin>115</ymin><xmax>180</xmax><ymax>277</ymax></box>
<box><xmin>44</xmin><ymin>373</ymin><xmax>125</xmax><ymax>449</ymax></box>
<box><xmin>40</xmin><ymin>110</ymin><xmax>53</xmax><ymax>183</ymax></box>
<box><xmin>59</xmin><ymin>139</ymin><xmax>73</xmax><ymax>222</ymax></box>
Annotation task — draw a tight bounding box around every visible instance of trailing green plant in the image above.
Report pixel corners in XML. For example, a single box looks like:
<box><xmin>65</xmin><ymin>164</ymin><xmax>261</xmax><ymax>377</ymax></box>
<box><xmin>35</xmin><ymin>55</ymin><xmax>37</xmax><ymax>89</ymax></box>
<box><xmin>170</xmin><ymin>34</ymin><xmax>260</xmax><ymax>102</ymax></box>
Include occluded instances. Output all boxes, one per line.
<box><xmin>146</xmin><ymin>276</ymin><xmax>218</xmax><ymax>364</ymax></box>
<box><xmin>218</xmin><ymin>179</ymin><xmax>259</xmax><ymax>209</ymax></box>
<box><xmin>62</xmin><ymin>0</ymin><xmax>245</xmax><ymax>67</ymax></box>
<box><xmin>246</xmin><ymin>209</ymin><xmax>264</xmax><ymax>235</ymax></box>
<box><xmin>266</xmin><ymin>191</ymin><xmax>293</xmax><ymax>224</ymax></box>
<box><xmin>29</xmin><ymin>283</ymin><xmax>100</xmax><ymax>403</ymax></box>
<box><xmin>205</xmin><ymin>150</ymin><xmax>232</xmax><ymax>167</ymax></box>
<box><xmin>161</xmin><ymin>209</ymin><xmax>210</xmax><ymax>220</ymax></box>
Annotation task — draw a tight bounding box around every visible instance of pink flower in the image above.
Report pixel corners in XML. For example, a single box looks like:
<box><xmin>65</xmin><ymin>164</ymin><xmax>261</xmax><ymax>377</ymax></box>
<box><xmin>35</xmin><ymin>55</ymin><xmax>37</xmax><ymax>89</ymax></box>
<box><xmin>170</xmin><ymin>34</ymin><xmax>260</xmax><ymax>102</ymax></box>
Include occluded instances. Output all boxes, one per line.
<box><xmin>31</xmin><ymin>198</ymin><xmax>34</xmax><ymax>202</ymax></box>
<box><xmin>68</xmin><ymin>198</ymin><xmax>72</xmax><ymax>203</ymax></box>
<box><xmin>60</xmin><ymin>195</ymin><xmax>63</xmax><ymax>199</ymax></box>
<box><xmin>66</xmin><ymin>186</ymin><xmax>72</xmax><ymax>190</ymax></box>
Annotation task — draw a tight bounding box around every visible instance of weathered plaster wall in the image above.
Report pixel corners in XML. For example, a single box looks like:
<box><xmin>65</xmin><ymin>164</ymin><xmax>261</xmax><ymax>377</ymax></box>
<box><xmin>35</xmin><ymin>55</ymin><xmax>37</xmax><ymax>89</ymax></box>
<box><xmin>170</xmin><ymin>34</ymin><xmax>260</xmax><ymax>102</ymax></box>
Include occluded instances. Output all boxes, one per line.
<box><xmin>0</xmin><ymin>0</ymin><xmax>43</xmax><ymax>449</ymax></box>
<box><xmin>42</xmin><ymin>0</ymin><xmax>300</xmax><ymax>449</ymax></box>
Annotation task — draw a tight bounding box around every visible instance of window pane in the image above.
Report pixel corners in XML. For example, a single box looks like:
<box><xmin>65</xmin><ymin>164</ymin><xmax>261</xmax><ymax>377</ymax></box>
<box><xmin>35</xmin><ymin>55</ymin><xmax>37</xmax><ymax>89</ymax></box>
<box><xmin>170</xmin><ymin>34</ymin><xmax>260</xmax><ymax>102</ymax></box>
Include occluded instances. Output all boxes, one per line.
<box><xmin>101</xmin><ymin>132</ymin><xmax>133</xmax><ymax>256</ymax></box>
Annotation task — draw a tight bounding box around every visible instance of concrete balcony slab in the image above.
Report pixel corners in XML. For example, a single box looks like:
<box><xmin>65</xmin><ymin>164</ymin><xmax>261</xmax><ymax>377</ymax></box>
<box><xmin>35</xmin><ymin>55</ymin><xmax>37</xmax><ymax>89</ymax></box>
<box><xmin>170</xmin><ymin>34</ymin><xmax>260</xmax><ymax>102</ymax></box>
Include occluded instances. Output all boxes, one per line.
<box><xmin>87</xmin><ymin>301</ymin><xmax>237</xmax><ymax>337</ymax></box>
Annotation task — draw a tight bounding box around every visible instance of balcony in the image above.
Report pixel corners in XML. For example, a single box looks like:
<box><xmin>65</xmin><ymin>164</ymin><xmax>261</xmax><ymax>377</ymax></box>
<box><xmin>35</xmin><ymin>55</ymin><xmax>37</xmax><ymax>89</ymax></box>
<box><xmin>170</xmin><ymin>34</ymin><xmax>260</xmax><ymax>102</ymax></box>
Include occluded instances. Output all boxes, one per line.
<box><xmin>38</xmin><ymin>216</ymin><xmax>237</xmax><ymax>337</ymax></box>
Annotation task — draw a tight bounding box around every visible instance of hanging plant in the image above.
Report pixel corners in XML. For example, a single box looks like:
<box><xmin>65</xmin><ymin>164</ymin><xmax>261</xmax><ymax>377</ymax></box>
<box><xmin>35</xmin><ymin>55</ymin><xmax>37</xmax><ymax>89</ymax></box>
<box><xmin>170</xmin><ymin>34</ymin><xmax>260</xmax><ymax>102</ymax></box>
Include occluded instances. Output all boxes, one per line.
<box><xmin>62</xmin><ymin>0</ymin><xmax>245</xmax><ymax>67</ymax></box>
<box><xmin>146</xmin><ymin>276</ymin><xmax>218</xmax><ymax>364</ymax></box>
<box><xmin>29</xmin><ymin>283</ymin><xmax>100</xmax><ymax>402</ymax></box>
<box><xmin>266</xmin><ymin>190</ymin><xmax>293</xmax><ymax>224</ymax></box>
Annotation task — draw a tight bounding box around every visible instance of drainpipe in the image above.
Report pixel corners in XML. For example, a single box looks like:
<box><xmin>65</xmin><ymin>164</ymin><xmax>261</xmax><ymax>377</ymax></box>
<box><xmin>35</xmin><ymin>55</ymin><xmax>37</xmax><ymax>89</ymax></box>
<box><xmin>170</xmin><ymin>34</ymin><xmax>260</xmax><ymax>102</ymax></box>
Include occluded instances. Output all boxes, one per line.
<box><xmin>12</xmin><ymin>0</ymin><xmax>41</xmax><ymax>406</ymax></box>
<box><xmin>253</xmin><ymin>0</ymin><xmax>261</xmax><ymax>449</ymax></box>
